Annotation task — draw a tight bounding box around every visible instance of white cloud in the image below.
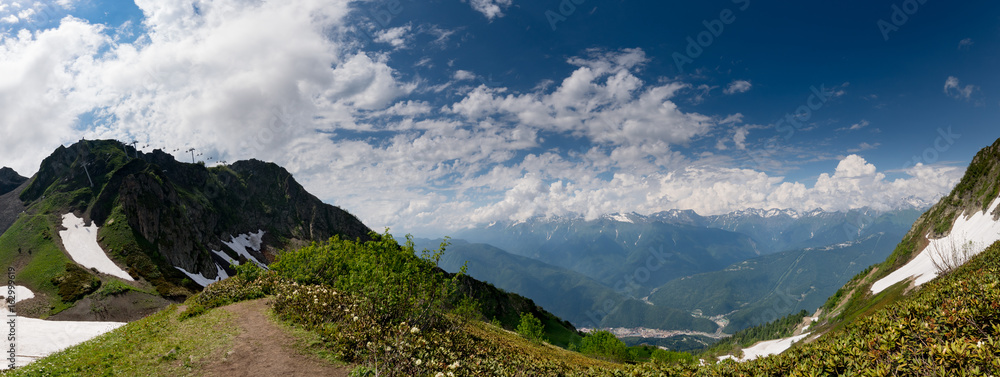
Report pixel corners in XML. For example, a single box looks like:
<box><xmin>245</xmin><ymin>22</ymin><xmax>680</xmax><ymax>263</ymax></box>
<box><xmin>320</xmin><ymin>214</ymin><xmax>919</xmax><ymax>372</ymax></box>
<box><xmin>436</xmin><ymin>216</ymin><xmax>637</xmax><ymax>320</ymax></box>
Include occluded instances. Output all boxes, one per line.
<box><xmin>374</xmin><ymin>25</ymin><xmax>411</xmax><ymax>49</ymax></box>
<box><xmin>460</xmin><ymin>155</ymin><xmax>960</xmax><ymax>227</ymax></box>
<box><xmin>732</xmin><ymin>127</ymin><xmax>749</xmax><ymax>150</ymax></box>
<box><xmin>0</xmin><ymin>16</ymin><xmax>110</xmax><ymax>175</ymax></box>
<box><xmin>464</xmin><ymin>0</ymin><xmax>513</xmax><ymax>20</ymax></box>
<box><xmin>944</xmin><ymin>76</ymin><xmax>977</xmax><ymax>100</ymax></box>
<box><xmin>452</xmin><ymin>69</ymin><xmax>476</xmax><ymax>81</ymax></box>
<box><xmin>723</xmin><ymin>79</ymin><xmax>751</xmax><ymax>95</ymax></box>
<box><xmin>0</xmin><ymin>5</ymin><xmax>963</xmax><ymax>237</ymax></box>
<box><xmin>958</xmin><ymin>38</ymin><xmax>973</xmax><ymax>50</ymax></box>
<box><xmin>448</xmin><ymin>49</ymin><xmax>713</xmax><ymax>148</ymax></box>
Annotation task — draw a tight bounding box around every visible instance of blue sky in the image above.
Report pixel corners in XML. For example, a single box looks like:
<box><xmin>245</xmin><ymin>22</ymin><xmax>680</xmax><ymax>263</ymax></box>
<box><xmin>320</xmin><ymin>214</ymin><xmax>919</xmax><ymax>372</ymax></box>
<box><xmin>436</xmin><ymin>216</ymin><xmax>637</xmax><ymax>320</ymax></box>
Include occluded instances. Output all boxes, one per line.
<box><xmin>0</xmin><ymin>0</ymin><xmax>996</xmax><ymax>236</ymax></box>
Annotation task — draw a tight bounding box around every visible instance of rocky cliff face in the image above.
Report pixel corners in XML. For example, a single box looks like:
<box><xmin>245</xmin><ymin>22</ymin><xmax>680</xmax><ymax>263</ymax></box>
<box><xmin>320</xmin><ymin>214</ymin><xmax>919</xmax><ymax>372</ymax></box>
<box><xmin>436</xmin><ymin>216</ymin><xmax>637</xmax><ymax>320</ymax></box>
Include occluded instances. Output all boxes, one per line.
<box><xmin>0</xmin><ymin>167</ymin><xmax>27</xmax><ymax>235</ymax></box>
<box><xmin>0</xmin><ymin>167</ymin><xmax>26</xmax><ymax>196</ymax></box>
<box><xmin>20</xmin><ymin>140</ymin><xmax>372</xmax><ymax>283</ymax></box>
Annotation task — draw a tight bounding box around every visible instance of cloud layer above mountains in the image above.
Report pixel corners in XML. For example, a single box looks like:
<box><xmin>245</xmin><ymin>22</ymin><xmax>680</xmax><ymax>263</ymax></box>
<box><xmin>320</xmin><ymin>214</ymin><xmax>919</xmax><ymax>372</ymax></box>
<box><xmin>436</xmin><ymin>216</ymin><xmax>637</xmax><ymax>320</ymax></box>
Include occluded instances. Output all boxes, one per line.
<box><xmin>0</xmin><ymin>0</ymin><xmax>964</xmax><ymax>235</ymax></box>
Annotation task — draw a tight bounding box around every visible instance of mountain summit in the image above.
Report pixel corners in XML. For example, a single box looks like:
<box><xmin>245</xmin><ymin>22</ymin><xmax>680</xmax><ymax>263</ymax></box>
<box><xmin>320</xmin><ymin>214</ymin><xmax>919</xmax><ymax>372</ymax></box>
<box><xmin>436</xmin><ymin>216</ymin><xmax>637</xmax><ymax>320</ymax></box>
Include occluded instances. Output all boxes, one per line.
<box><xmin>0</xmin><ymin>167</ymin><xmax>26</xmax><ymax>196</ymax></box>
<box><xmin>2</xmin><ymin>139</ymin><xmax>371</xmax><ymax>320</ymax></box>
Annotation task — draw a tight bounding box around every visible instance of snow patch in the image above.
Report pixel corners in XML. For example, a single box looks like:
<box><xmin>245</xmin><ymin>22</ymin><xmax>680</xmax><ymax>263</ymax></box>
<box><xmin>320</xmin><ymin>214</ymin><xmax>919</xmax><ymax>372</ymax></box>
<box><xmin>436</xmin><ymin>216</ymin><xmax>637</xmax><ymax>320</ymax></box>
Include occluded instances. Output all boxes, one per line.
<box><xmin>175</xmin><ymin>264</ymin><xmax>230</xmax><ymax>287</ymax></box>
<box><xmin>59</xmin><ymin>214</ymin><xmax>134</xmax><ymax>281</ymax></box>
<box><xmin>608</xmin><ymin>213</ymin><xmax>633</xmax><ymax>223</ymax></box>
<box><xmin>3</xmin><ymin>285</ymin><xmax>34</xmax><ymax>304</ymax></box>
<box><xmin>719</xmin><ymin>333</ymin><xmax>811</xmax><ymax>362</ymax></box>
<box><xmin>219</xmin><ymin>230</ymin><xmax>268</xmax><ymax>269</ymax></box>
<box><xmin>871</xmin><ymin>196</ymin><xmax>1000</xmax><ymax>294</ymax></box>
<box><xmin>1</xmin><ymin>286</ymin><xmax>125</xmax><ymax>369</ymax></box>
<box><xmin>211</xmin><ymin>249</ymin><xmax>239</xmax><ymax>266</ymax></box>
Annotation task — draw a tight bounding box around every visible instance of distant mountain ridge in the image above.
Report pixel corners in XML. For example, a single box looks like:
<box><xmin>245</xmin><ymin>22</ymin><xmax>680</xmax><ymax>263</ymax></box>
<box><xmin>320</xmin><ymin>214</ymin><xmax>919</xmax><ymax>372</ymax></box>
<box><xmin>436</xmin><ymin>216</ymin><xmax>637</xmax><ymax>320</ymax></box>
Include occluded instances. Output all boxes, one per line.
<box><xmin>451</xmin><ymin>204</ymin><xmax>922</xmax><ymax>332</ymax></box>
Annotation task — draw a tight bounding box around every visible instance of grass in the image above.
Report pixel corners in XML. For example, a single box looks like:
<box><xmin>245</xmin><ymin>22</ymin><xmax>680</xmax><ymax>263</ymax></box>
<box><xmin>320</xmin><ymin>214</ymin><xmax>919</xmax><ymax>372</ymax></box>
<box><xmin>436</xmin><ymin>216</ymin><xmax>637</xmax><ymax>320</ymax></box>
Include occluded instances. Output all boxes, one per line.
<box><xmin>2</xmin><ymin>305</ymin><xmax>238</xmax><ymax>377</ymax></box>
<box><xmin>97</xmin><ymin>279</ymin><xmax>156</xmax><ymax>298</ymax></box>
<box><xmin>463</xmin><ymin>319</ymin><xmax>621</xmax><ymax>371</ymax></box>
<box><xmin>0</xmin><ymin>213</ymin><xmax>71</xmax><ymax>315</ymax></box>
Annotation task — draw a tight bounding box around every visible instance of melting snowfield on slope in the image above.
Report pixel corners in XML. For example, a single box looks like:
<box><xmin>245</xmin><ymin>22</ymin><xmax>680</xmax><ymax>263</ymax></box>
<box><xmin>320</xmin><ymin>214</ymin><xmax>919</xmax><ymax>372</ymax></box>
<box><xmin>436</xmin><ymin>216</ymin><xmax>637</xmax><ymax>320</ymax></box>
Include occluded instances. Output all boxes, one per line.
<box><xmin>2</xmin><ymin>286</ymin><xmax>125</xmax><ymax>369</ymax></box>
<box><xmin>175</xmin><ymin>265</ymin><xmax>230</xmax><ymax>287</ymax></box>
<box><xmin>220</xmin><ymin>230</ymin><xmax>268</xmax><ymax>268</ymax></box>
<box><xmin>718</xmin><ymin>333</ymin><xmax>811</xmax><ymax>362</ymax></box>
<box><xmin>59</xmin><ymin>214</ymin><xmax>134</xmax><ymax>281</ymax></box>
<box><xmin>871</xmin><ymin>196</ymin><xmax>1000</xmax><ymax>294</ymax></box>
<box><xmin>176</xmin><ymin>230</ymin><xmax>269</xmax><ymax>287</ymax></box>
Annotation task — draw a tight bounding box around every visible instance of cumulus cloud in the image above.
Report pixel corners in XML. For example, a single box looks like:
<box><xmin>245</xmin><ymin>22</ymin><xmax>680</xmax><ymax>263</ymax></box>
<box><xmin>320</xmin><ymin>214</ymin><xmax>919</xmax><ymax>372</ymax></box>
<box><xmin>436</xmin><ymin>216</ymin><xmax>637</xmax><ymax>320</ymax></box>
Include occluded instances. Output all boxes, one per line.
<box><xmin>464</xmin><ymin>0</ymin><xmax>513</xmax><ymax>20</ymax></box>
<box><xmin>944</xmin><ymin>76</ymin><xmax>977</xmax><ymax>100</ymax></box>
<box><xmin>448</xmin><ymin>49</ymin><xmax>713</xmax><ymax>148</ymax></box>
<box><xmin>452</xmin><ymin>70</ymin><xmax>476</xmax><ymax>81</ymax></box>
<box><xmin>374</xmin><ymin>25</ymin><xmax>411</xmax><ymax>49</ymax></box>
<box><xmin>0</xmin><ymin>3</ymin><xmax>962</xmax><ymax>236</ymax></box>
<box><xmin>723</xmin><ymin>79</ymin><xmax>751</xmax><ymax>95</ymax></box>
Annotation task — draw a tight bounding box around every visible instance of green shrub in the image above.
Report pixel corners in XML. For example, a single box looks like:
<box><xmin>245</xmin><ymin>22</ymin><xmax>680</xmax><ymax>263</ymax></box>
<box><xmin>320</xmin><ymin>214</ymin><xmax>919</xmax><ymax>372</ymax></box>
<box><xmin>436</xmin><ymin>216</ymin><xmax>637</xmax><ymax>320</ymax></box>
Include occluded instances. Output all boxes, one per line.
<box><xmin>516</xmin><ymin>312</ymin><xmax>547</xmax><ymax>343</ymax></box>
<box><xmin>650</xmin><ymin>348</ymin><xmax>696</xmax><ymax>366</ymax></box>
<box><xmin>579</xmin><ymin>330</ymin><xmax>634</xmax><ymax>363</ymax></box>
<box><xmin>51</xmin><ymin>263</ymin><xmax>101</xmax><ymax>302</ymax></box>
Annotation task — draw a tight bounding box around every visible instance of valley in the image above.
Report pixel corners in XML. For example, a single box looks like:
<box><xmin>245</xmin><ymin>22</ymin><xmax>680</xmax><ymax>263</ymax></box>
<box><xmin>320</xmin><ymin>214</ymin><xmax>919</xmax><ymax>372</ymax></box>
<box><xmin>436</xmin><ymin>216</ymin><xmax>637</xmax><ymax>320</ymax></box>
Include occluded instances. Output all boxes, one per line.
<box><xmin>0</xmin><ymin>137</ymin><xmax>998</xmax><ymax>375</ymax></box>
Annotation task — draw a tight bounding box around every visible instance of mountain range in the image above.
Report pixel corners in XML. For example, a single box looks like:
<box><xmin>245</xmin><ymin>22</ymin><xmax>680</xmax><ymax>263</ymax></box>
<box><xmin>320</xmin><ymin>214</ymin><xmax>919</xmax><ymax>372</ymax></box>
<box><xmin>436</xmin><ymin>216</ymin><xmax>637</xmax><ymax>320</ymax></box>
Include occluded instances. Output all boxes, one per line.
<box><xmin>3</xmin><ymin>137</ymin><xmax>1000</xmax><ymax>375</ymax></box>
<box><xmin>420</xmin><ymin>204</ymin><xmax>922</xmax><ymax>333</ymax></box>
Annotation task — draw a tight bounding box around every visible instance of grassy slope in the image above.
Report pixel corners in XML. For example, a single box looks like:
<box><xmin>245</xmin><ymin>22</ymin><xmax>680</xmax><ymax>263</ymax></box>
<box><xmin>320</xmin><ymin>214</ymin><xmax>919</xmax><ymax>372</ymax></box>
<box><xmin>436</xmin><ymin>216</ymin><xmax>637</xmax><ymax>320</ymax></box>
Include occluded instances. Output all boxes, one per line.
<box><xmin>9</xmin><ymin>236</ymin><xmax>1000</xmax><ymax>376</ymax></box>
<box><xmin>0</xmin><ymin>213</ymin><xmax>71</xmax><ymax>314</ymax></box>
<box><xmin>2</xmin><ymin>305</ymin><xmax>238</xmax><ymax>376</ymax></box>
<box><xmin>689</xmin><ymin>240</ymin><xmax>1000</xmax><ymax>375</ymax></box>
<box><xmin>814</xmin><ymin>138</ymin><xmax>1000</xmax><ymax>335</ymax></box>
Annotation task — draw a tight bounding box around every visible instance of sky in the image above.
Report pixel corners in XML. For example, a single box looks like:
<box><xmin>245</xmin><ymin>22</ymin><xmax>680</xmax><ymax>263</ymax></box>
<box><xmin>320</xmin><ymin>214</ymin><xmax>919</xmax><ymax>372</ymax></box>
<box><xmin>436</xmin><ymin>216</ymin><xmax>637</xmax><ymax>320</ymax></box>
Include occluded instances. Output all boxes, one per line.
<box><xmin>0</xmin><ymin>0</ymin><xmax>997</xmax><ymax>236</ymax></box>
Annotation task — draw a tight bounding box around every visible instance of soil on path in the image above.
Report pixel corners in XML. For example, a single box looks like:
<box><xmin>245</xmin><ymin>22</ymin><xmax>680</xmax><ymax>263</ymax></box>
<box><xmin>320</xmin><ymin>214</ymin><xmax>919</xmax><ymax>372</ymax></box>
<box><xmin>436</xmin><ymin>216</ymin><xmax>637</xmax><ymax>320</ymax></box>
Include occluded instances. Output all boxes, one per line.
<box><xmin>201</xmin><ymin>299</ymin><xmax>350</xmax><ymax>377</ymax></box>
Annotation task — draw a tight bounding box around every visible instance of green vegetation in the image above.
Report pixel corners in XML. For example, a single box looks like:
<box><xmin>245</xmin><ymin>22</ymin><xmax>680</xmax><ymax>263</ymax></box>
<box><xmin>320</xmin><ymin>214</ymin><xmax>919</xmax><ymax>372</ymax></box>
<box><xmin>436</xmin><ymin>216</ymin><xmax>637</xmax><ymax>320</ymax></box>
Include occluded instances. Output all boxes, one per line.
<box><xmin>51</xmin><ymin>263</ymin><xmax>101</xmax><ymax>302</ymax></box>
<box><xmin>97</xmin><ymin>279</ymin><xmax>155</xmax><ymax>298</ymax></box>
<box><xmin>0</xmin><ymin>213</ymin><xmax>70</xmax><ymax>312</ymax></box>
<box><xmin>516</xmin><ymin>312</ymin><xmax>547</xmax><ymax>343</ymax></box>
<box><xmin>173</xmin><ymin>232</ymin><xmax>628</xmax><ymax>375</ymax></box>
<box><xmin>13</xmin><ymin>233</ymin><xmax>1000</xmax><ymax>376</ymax></box>
<box><xmin>575</xmin><ymin>330</ymin><xmax>634</xmax><ymax>363</ymax></box>
<box><xmin>650</xmin><ymin>349</ymin><xmax>697</xmax><ymax>366</ymax></box>
<box><xmin>3</xmin><ymin>305</ymin><xmax>238</xmax><ymax>376</ymax></box>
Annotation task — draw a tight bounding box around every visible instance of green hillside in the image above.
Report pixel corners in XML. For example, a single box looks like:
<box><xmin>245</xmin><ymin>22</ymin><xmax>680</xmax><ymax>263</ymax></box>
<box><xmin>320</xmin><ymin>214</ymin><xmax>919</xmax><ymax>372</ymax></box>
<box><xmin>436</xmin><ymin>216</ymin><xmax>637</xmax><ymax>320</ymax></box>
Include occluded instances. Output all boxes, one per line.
<box><xmin>815</xmin><ymin>138</ymin><xmax>1000</xmax><ymax>334</ymax></box>
<box><xmin>10</xmin><ymin>229</ymin><xmax>1000</xmax><ymax>376</ymax></box>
